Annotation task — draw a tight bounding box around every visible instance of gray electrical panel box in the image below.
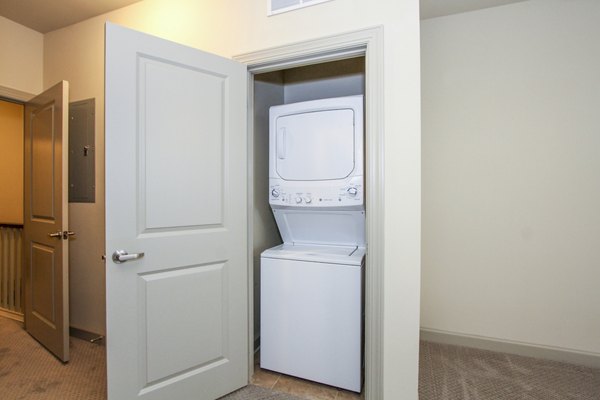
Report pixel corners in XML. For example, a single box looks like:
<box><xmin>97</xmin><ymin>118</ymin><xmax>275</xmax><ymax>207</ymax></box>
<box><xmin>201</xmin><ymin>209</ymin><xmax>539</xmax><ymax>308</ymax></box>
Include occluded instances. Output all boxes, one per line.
<box><xmin>69</xmin><ymin>98</ymin><xmax>95</xmax><ymax>203</ymax></box>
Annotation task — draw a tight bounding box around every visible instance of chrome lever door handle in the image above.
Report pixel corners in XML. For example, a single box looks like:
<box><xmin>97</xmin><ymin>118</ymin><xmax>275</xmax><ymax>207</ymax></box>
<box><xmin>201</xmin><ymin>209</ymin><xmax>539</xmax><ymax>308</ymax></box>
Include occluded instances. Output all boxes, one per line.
<box><xmin>112</xmin><ymin>250</ymin><xmax>145</xmax><ymax>264</ymax></box>
<box><xmin>48</xmin><ymin>231</ymin><xmax>62</xmax><ymax>238</ymax></box>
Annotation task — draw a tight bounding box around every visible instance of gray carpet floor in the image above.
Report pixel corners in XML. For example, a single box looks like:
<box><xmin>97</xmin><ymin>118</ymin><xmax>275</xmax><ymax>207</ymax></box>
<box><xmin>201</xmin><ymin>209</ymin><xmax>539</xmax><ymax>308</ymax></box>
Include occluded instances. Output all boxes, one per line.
<box><xmin>419</xmin><ymin>341</ymin><xmax>600</xmax><ymax>400</ymax></box>
<box><xmin>0</xmin><ymin>317</ymin><xmax>106</xmax><ymax>399</ymax></box>
<box><xmin>1</xmin><ymin>316</ymin><xmax>599</xmax><ymax>399</ymax></box>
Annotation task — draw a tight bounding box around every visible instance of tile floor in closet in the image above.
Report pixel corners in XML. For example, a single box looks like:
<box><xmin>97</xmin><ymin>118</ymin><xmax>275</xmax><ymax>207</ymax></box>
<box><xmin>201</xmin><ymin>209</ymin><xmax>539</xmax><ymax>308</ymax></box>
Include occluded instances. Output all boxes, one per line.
<box><xmin>251</xmin><ymin>353</ymin><xmax>363</xmax><ymax>400</ymax></box>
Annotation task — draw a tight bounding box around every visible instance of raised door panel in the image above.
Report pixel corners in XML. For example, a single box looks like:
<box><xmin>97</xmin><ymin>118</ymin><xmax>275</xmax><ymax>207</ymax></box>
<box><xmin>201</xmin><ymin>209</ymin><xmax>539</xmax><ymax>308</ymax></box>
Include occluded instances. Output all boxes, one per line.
<box><xmin>139</xmin><ymin>56</ymin><xmax>224</xmax><ymax>231</ymax></box>
<box><xmin>31</xmin><ymin>105</ymin><xmax>56</xmax><ymax>220</ymax></box>
<box><xmin>30</xmin><ymin>243</ymin><xmax>56</xmax><ymax>326</ymax></box>
<box><xmin>141</xmin><ymin>262</ymin><xmax>227</xmax><ymax>385</ymax></box>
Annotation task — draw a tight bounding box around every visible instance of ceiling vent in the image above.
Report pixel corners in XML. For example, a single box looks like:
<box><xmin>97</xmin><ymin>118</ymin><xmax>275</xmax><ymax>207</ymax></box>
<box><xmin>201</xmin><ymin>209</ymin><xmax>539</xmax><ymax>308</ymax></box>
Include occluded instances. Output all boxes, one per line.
<box><xmin>268</xmin><ymin>0</ymin><xmax>333</xmax><ymax>16</ymax></box>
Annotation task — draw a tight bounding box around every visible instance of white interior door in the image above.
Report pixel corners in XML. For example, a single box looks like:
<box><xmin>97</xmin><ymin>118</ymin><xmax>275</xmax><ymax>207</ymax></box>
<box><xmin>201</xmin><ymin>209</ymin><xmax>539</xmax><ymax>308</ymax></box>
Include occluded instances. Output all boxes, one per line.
<box><xmin>105</xmin><ymin>23</ymin><xmax>248</xmax><ymax>400</ymax></box>
<box><xmin>23</xmin><ymin>81</ymin><xmax>70</xmax><ymax>362</ymax></box>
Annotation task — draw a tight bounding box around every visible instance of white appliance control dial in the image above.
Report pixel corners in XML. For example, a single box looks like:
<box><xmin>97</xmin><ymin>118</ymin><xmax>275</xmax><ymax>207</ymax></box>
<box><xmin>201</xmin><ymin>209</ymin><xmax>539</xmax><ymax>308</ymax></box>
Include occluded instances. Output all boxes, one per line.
<box><xmin>271</xmin><ymin>189</ymin><xmax>280</xmax><ymax>198</ymax></box>
<box><xmin>305</xmin><ymin>197</ymin><xmax>312</xmax><ymax>204</ymax></box>
<box><xmin>347</xmin><ymin>187</ymin><xmax>358</xmax><ymax>196</ymax></box>
<box><xmin>295</xmin><ymin>197</ymin><xmax>303</xmax><ymax>204</ymax></box>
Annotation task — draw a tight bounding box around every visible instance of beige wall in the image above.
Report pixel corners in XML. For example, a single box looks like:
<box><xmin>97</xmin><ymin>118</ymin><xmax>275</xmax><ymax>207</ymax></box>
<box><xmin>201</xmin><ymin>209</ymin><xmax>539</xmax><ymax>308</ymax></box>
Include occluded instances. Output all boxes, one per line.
<box><xmin>0</xmin><ymin>16</ymin><xmax>43</xmax><ymax>95</ymax></box>
<box><xmin>0</xmin><ymin>99</ymin><xmax>24</xmax><ymax>224</ymax></box>
<box><xmin>44</xmin><ymin>0</ymin><xmax>421</xmax><ymax>396</ymax></box>
<box><xmin>43</xmin><ymin>17</ymin><xmax>107</xmax><ymax>336</ymax></box>
<box><xmin>421</xmin><ymin>0</ymin><xmax>600</xmax><ymax>355</ymax></box>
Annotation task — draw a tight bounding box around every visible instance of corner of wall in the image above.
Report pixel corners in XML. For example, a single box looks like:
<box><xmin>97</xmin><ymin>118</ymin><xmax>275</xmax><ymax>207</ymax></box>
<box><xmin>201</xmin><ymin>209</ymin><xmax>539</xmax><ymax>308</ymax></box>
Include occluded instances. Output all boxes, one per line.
<box><xmin>0</xmin><ymin>16</ymin><xmax>43</xmax><ymax>95</ymax></box>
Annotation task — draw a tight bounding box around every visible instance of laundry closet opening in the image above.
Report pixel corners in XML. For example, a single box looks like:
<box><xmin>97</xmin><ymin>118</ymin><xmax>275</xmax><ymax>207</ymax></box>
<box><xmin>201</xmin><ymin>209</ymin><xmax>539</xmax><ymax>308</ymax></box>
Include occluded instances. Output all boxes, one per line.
<box><xmin>251</xmin><ymin>56</ymin><xmax>366</xmax><ymax>393</ymax></box>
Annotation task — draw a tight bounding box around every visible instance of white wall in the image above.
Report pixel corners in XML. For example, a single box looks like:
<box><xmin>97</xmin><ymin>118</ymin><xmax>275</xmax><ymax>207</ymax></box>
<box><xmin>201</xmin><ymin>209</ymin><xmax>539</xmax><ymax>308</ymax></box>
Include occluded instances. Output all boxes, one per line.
<box><xmin>44</xmin><ymin>0</ymin><xmax>421</xmax><ymax>396</ymax></box>
<box><xmin>0</xmin><ymin>16</ymin><xmax>43</xmax><ymax>95</ymax></box>
<box><xmin>421</xmin><ymin>0</ymin><xmax>600</xmax><ymax>356</ymax></box>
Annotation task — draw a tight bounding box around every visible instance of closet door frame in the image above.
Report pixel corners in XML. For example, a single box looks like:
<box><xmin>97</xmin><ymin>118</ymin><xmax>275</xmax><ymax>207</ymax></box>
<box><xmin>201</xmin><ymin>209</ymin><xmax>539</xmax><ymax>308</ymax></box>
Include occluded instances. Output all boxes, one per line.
<box><xmin>235</xmin><ymin>25</ymin><xmax>385</xmax><ymax>400</ymax></box>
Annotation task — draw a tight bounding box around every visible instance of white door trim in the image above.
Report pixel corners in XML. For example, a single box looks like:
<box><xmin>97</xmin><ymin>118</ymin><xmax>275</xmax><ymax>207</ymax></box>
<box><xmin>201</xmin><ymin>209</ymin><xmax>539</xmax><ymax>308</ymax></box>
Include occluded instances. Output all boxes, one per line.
<box><xmin>0</xmin><ymin>85</ymin><xmax>35</xmax><ymax>102</ymax></box>
<box><xmin>235</xmin><ymin>25</ymin><xmax>384</xmax><ymax>400</ymax></box>
<box><xmin>0</xmin><ymin>86</ymin><xmax>35</xmax><ymax>324</ymax></box>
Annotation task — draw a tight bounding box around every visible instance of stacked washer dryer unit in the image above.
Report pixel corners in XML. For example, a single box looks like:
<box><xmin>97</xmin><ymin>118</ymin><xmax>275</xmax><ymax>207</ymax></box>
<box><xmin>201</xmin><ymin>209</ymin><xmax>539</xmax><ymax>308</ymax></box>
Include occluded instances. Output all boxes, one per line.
<box><xmin>261</xmin><ymin>95</ymin><xmax>365</xmax><ymax>393</ymax></box>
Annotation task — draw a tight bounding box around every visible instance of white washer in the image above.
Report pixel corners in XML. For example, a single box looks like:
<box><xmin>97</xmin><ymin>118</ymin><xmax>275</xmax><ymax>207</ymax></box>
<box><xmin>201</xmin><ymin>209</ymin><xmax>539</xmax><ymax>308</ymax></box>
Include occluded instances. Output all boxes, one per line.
<box><xmin>261</xmin><ymin>245</ymin><xmax>364</xmax><ymax>392</ymax></box>
<box><xmin>261</xmin><ymin>96</ymin><xmax>365</xmax><ymax>392</ymax></box>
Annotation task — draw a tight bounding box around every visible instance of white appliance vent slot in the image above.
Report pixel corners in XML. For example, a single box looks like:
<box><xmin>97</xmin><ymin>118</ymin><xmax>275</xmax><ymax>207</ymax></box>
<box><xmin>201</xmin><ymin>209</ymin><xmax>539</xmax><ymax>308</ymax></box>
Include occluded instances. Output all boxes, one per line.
<box><xmin>268</xmin><ymin>0</ymin><xmax>333</xmax><ymax>16</ymax></box>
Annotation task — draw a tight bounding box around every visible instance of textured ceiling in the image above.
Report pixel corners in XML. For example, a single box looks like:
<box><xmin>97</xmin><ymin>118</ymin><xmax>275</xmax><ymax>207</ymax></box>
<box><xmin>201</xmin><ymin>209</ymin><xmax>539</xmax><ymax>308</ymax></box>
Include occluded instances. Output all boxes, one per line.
<box><xmin>0</xmin><ymin>0</ymin><xmax>142</xmax><ymax>33</ymax></box>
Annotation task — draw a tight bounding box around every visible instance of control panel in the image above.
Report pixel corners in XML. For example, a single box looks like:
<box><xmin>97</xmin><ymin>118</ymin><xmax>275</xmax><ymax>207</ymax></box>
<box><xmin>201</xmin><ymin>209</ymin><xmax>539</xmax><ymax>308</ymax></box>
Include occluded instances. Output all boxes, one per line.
<box><xmin>269</xmin><ymin>177</ymin><xmax>364</xmax><ymax>208</ymax></box>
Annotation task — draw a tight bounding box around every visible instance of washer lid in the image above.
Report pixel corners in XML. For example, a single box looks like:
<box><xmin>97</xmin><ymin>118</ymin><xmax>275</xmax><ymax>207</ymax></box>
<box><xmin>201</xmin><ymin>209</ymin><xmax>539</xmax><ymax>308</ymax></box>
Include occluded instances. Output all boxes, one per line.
<box><xmin>261</xmin><ymin>244</ymin><xmax>365</xmax><ymax>266</ymax></box>
<box><xmin>272</xmin><ymin>208</ymin><xmax>365</xmax><ymax>247</ymax></box>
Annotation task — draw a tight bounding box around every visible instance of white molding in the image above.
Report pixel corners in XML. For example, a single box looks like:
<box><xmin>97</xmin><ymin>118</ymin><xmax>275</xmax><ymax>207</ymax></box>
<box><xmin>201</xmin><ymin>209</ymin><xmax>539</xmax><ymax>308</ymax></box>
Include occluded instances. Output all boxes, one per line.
<box><xmin>235</xmin><ymin>25</ymin><xmax>385</xmax><ymax>400</ymax></box>
<box><xmin>0</xmin><ymin>86</ymin><xmax>35</xmax><ymax>102</ymax></box>
<box><xmin>421</xmin><ymin>328</ymin><xmax>600</xmax><ymax>369</ymax></box>
<box><xmin>235</xmin><ymin>26</ymin><xmax>381</xmax><ymax>73</ymax></box>
<box><xmin>245</xmin><ymin>73</ymin><xmax>256</xmax><ymax>377</ymax></box>
<box><xmin>362</xmin><ymin>27</ymin><xmax>384</xmax><ymax>400</ymax></box>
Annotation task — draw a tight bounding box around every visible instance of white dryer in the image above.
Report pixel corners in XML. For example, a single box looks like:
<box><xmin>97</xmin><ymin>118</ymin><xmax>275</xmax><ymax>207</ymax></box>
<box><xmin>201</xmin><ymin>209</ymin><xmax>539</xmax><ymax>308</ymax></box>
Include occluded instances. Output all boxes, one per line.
<box><xmin>268</xmin><ymin>95</ymin><xmax>364</xmax><ymax>211</ymax></box>
<box><xmin>261</xmin><ymin>95</ymin><xmax>365</xmax><ymax>392</ymax></box>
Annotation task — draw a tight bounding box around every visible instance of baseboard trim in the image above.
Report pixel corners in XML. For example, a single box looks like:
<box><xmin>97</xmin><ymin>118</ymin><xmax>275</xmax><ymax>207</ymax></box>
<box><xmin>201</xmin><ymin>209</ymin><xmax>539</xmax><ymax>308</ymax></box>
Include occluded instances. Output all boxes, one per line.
<box><xmin>420</xmin><ymin>328</ymin><xmax>600</xmax><ymax>369</ymax></box>
<box><xmin>0</xmin><ymin>308</ymin><xmax>24</xmax><ymax>322</ymax></box>
<box><xmin>70</xmin><ymin>326</ymin><xmax>105</xmax><ymax>345</ymax></box>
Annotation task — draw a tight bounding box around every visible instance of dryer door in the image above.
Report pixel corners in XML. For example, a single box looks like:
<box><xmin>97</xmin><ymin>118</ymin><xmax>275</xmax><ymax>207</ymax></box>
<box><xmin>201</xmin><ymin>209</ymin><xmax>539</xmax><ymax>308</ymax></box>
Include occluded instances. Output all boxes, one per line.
<box><xmin>275</xmin><ymin>108</ymin><xmax>355</xmax><ymax>181</ymax></box>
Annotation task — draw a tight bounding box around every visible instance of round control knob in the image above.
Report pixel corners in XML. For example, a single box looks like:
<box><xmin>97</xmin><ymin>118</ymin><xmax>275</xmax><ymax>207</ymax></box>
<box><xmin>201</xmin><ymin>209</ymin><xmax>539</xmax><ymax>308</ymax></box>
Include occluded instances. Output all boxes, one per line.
<box><xmin>305</xmin><ymin>197</ymin><xmax>312</xmax><ymax>204</ymax></box>
<box><xmin>271</xmin><ymin>189</ymin><xmax>280</xmax><ymax>198</ymax></box>
<box><xmin>295</xmin><ymin>196</ymin><xmax>303</xmax><ymax>204</ymax></box>
<box><xmin>347</xmin><ymin>187</ymin><xmax>358</xmax><ymax>196</ymax></box>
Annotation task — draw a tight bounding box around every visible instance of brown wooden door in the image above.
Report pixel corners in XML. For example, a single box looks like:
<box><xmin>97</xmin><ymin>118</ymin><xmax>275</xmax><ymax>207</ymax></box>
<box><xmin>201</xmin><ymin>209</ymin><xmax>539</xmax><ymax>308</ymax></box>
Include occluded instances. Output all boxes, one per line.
<box><xmin>23</xmin><ymin>81</ymin><xmax>70</xmax><ymax>362</ymax></box>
